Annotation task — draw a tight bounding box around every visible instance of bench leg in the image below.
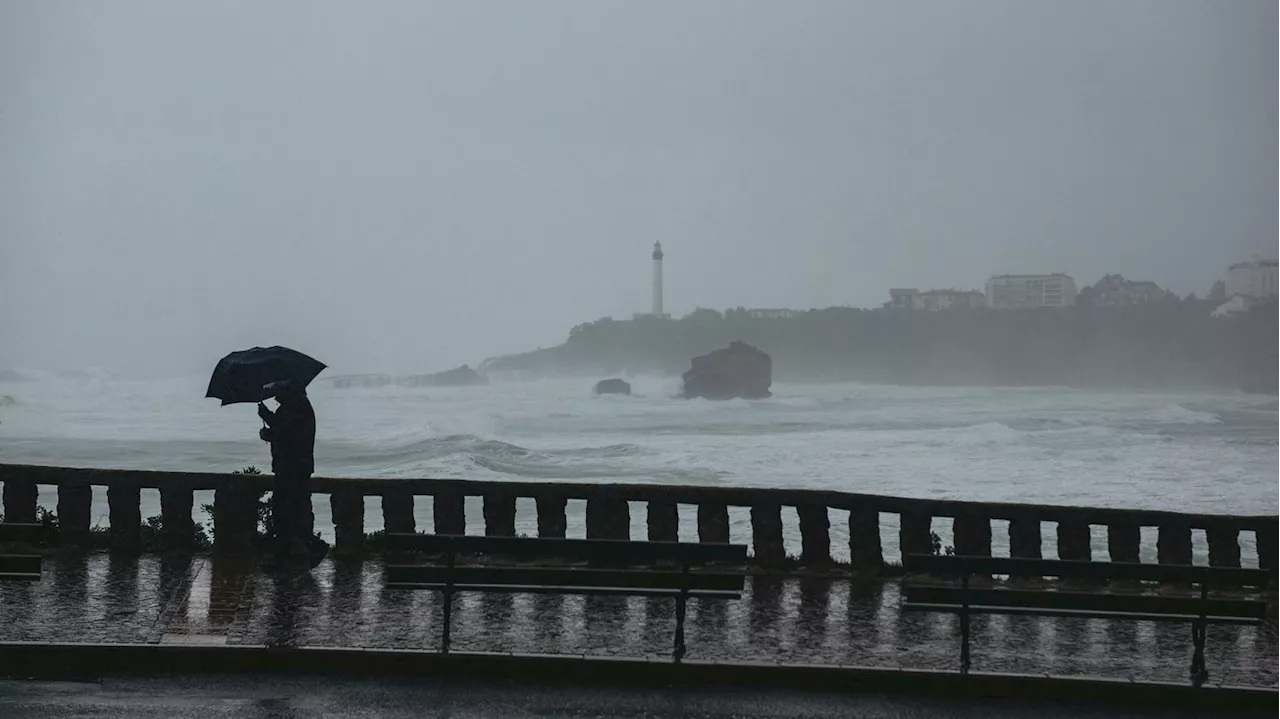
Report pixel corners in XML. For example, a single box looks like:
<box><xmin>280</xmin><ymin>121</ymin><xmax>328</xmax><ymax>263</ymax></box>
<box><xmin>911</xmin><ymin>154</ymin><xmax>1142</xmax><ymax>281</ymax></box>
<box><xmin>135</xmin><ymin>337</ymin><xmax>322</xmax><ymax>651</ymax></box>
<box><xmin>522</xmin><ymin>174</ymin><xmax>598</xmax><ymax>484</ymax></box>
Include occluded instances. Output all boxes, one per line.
<box><xmin>1189</xmin><ymin>582</ymin><xmax>1209</xmax><ymax>687</ymax></box>
<box><xmin>959</xmin><ymin>574</ymin><xmax>971</xmax><ymax>676</ymax></box>
<box><xmin>1190</xmin><ymin>621</ymin><xmax>1208</xmax><ymax>687</ymax></box>
<box><xmin>441</xmin><ymin>587</ymin><xmax>454</xmax><ymax>655</ymax></box>
<box><xmin>672</xmin><ymin>592</ymin><xmax>688</xmax><ymax>664</ymax></box>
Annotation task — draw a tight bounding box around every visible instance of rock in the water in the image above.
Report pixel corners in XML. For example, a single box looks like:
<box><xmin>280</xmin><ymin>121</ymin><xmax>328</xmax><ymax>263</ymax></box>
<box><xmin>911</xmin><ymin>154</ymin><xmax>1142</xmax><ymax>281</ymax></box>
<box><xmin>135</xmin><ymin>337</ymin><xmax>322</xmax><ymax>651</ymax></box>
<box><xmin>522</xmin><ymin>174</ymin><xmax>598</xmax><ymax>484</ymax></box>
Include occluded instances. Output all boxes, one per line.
<box><xmin>594</xmin><ymin>378</ymin><xmax>631</xmax><ymax>395</ymax></box>
<box><xmin>681</xmin><ymin>341</ymin><xmax>772</xmax><ymax>400</ymax></box>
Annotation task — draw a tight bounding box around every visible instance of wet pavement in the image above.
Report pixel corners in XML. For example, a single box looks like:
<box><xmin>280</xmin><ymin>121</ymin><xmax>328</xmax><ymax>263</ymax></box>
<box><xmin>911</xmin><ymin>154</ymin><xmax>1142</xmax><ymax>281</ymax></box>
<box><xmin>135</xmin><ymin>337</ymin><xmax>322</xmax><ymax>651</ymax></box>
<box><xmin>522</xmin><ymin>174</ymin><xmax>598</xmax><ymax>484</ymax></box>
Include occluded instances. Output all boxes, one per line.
<box><xmin>0</xmin><ymin>552</ymin><xmax>1275</xmax><ymax>687</ymax></box>
<box><xmin>0</xmin><ymin>674</ymin><xmax>1232</xmax><ymax>719</ymax></box>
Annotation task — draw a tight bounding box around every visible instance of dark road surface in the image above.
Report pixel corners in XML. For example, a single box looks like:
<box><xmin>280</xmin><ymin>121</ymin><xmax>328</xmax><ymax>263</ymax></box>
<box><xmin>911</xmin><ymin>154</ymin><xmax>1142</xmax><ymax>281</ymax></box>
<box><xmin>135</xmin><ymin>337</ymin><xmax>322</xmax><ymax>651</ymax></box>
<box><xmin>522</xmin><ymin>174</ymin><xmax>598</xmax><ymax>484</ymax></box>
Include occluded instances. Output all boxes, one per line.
<box><xmin>0</xmin><ymin>674</ymin><xmax>1236</xmax><ymax>719</ymax></box>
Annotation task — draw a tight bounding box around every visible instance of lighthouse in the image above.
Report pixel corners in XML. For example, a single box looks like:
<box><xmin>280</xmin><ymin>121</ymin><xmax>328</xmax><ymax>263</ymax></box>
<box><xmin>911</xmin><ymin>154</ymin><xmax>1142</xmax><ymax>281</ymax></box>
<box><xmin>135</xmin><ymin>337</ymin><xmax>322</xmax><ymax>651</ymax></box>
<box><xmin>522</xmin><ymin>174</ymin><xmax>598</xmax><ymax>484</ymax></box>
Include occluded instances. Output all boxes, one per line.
<box><xmin>652</xmin><ymin>241</ymin><xmax>665</xmax><ymax>317</ymax></box>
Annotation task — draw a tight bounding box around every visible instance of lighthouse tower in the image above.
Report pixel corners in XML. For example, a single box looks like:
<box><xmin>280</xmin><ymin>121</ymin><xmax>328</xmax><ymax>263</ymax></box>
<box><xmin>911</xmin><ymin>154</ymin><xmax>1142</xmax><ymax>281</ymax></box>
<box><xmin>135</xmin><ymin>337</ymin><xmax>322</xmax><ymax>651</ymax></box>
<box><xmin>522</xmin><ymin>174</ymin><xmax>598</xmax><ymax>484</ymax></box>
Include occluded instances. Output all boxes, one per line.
<box><xmin>651</xmin><ymin>242</ymin><xmax>665</xmax><ymax>317</ymax></box>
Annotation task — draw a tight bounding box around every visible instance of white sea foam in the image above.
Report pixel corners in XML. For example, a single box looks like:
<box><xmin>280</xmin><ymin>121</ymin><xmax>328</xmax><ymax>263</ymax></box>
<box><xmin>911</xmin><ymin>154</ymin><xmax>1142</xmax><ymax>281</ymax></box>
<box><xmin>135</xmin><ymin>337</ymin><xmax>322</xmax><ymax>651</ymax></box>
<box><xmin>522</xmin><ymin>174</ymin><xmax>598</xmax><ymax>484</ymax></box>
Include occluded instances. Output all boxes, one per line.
<box><xmin>0</xmin><ymin>375</ymin><xmax>1274</xmax><ymax>529</ymax></box>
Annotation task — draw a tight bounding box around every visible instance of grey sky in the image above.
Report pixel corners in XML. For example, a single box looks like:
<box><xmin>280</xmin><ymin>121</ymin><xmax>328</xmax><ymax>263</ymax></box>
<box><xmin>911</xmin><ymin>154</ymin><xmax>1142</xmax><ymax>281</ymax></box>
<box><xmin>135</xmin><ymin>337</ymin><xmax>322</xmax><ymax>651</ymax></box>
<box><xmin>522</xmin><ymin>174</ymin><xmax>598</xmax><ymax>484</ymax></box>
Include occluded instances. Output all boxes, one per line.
<box><xmin>1</xmin><ymin>0</ymin><xmax>1274</xmax><ymax>377</ymax></box>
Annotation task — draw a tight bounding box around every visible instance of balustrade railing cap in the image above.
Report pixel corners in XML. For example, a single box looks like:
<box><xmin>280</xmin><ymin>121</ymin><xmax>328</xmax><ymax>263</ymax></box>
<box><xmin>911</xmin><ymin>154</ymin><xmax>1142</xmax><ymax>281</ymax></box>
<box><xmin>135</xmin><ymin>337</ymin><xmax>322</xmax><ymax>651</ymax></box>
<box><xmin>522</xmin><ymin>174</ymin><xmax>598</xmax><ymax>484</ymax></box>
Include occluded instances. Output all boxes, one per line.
<box><xmin>2</xmin><ymin>463</ymin><xmax>1275</xmax><ymax>529</ymax></box>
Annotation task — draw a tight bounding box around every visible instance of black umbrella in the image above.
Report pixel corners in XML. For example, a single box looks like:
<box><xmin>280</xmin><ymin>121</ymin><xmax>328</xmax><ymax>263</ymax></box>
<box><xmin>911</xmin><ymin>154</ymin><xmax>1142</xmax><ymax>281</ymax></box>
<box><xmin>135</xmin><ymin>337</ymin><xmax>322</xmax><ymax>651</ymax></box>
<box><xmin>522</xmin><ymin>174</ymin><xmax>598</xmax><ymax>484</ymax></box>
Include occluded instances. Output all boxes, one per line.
<box><xmin>206</xmin><ymin>346</ymin><xmax>326</xmax><ymax>406</ymax></box>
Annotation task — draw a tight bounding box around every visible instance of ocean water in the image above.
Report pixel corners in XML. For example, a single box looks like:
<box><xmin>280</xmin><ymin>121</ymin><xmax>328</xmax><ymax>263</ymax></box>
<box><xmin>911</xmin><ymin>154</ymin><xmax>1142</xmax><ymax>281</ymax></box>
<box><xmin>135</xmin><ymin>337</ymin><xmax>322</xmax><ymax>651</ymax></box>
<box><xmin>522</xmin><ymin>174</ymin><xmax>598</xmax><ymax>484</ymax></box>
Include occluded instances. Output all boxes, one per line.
<box><xmin>1</xmin><ymin>373</ymin><xmax>1275</xmax><ymax>562</ymax></box>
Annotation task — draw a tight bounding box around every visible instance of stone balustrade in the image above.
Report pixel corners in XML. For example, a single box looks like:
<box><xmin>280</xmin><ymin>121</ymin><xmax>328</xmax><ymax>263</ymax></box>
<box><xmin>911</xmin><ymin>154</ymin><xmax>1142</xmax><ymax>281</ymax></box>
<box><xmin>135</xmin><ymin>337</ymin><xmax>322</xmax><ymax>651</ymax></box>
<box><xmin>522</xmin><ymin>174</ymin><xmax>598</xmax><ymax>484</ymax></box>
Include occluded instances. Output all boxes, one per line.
<box><xmin>1</xmin><ymin>463</ymin><xmax>1275</xmax><ymax>575</ymax></box>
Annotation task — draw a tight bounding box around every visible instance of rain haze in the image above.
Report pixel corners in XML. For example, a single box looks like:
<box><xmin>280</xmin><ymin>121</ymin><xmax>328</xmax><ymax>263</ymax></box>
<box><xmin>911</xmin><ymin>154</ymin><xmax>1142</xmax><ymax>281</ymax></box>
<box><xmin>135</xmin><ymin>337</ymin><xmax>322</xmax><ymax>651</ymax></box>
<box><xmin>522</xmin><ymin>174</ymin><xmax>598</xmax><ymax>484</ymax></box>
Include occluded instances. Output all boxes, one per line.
<box><xmin>0</xmin><ymin>0</ymin><xmax>1275</xmax><ymax>377</ymax></box>
<box><xmin>0</xmin><ymin>3</ymin><xmax>1277</xmax><ymax>692</ymax></box>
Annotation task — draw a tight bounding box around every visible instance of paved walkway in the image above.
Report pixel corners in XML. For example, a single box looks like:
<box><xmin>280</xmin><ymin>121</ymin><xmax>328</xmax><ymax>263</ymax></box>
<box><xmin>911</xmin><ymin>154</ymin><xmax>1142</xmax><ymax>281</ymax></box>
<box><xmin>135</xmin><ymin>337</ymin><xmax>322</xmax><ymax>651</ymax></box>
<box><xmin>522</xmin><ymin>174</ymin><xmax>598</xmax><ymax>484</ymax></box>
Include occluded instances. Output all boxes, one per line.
<box><xmin>0</xmin><ymin>674</ymin><xmax>1224</xmax><ymax>719</ymax></box>
<box><xmin>0</xmin><ymin>553</ymin><xmax>1275</xmax><ymax>687</ymax></box>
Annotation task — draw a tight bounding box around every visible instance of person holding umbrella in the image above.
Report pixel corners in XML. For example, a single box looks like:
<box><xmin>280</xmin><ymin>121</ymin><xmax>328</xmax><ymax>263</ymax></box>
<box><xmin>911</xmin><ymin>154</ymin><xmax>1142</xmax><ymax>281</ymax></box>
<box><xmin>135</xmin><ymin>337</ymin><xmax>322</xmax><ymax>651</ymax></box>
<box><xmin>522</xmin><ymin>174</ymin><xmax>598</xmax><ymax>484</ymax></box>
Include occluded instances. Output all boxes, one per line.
<box><xmin>257</xmin><ymin>385</ymin><xmax>321</xmax><ymax>566</ymax></box>
<box><xmin>207</xmin><ymin>346</ymin><xmax>329</xmax><ymax>570</ymax></box>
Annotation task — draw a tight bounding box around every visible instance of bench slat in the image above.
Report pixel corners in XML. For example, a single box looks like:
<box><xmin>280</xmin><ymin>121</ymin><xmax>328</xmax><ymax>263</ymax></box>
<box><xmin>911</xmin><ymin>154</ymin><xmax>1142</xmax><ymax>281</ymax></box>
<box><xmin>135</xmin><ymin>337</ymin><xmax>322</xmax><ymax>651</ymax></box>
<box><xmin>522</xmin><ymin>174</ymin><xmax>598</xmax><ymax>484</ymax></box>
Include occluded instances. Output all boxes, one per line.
<box><xmin>385</xmin><ymin>565</ymin><xmax>744</xmax><ymax>592</ymax></box>
<box><xmin>0</xmin><ymin>524</ymin><xmax>44</xmax><ymax>543</ymax></box>
<box><xmin>386</xmin><ymin>582</ymin><xmax>741</xmax><ymax>599</ymax></box>
<box><xmin>903</xmin><ymin>602</ymin><xmax>1262</xmax><ymax>625</ymax></box>
<box><xmin>384</xmin><ymin>534</ymin><xmax>746</xmax><ymax>563</ymax></box>
<box><xmin>0</xmin><ymin>555</ymin><xmax>41</xmax><ymax>575</ymax></box>
<box><xmin>904</xmin><ymin>554</ymin><xmax>1273</xmax><ymax>586</ymax></box>
<box><xmin>0</xmin><ymin>572</ymin><xmax>41</xmax><ymax>582</ymax></box>
<box><xmin>903</xmin><ymin>585</ymin><xmax>1266</xmax><ymax>619</ymax></box>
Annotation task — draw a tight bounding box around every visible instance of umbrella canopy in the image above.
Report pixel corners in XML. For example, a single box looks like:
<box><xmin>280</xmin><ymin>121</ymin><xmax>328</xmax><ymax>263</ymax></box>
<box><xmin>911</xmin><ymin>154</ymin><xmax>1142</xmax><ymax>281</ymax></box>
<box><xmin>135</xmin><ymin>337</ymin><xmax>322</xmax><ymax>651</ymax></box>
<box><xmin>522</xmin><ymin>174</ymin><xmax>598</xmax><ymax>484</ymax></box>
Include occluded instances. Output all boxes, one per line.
<box><xmin>206</xmin><ymin>346</ymin><xmax>326</xmax><ymax>406</ymax></box>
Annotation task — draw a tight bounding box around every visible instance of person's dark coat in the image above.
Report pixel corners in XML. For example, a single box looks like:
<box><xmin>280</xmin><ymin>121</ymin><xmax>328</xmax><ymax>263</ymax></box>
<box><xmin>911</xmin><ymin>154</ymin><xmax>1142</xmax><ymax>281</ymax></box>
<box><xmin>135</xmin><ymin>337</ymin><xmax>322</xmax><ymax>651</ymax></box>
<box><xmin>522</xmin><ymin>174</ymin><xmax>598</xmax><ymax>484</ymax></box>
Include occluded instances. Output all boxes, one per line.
<box><xmin>259</xmin><ymin>392</ymin><xmax>316</xmax><ymax>476</ymax></box>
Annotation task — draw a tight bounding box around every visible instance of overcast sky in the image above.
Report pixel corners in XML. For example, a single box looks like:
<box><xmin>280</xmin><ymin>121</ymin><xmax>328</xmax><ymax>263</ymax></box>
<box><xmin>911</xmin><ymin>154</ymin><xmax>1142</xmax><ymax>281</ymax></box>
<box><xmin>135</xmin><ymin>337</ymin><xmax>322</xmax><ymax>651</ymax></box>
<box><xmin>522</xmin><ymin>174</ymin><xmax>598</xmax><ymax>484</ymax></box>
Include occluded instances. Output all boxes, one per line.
<box><xmin>1</xmin><ymin>0</ymin><xmax>1275</xmax><ymax>377</ymax></box>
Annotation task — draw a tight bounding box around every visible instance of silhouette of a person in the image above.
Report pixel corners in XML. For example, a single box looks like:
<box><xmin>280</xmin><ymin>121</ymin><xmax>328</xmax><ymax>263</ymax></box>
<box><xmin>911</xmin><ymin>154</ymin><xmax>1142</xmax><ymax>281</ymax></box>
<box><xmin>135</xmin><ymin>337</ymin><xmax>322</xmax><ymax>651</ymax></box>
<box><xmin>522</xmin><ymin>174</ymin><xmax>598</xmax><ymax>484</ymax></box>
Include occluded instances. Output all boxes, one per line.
<box><xmin>258</xmin><ymin>385</ymin><xmax>322</xmax><ymax>567</ymax></box>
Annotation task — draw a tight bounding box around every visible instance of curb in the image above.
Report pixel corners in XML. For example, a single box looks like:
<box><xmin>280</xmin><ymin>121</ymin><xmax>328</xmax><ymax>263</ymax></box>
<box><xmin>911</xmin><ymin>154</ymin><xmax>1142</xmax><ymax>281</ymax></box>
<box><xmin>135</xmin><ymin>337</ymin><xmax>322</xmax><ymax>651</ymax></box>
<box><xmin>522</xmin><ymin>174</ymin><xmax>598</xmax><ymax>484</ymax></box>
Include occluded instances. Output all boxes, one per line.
<box><xmin>0</xmin><ymin>641</ymin><xmax>1274</xmax><ymax>711</ymax></box>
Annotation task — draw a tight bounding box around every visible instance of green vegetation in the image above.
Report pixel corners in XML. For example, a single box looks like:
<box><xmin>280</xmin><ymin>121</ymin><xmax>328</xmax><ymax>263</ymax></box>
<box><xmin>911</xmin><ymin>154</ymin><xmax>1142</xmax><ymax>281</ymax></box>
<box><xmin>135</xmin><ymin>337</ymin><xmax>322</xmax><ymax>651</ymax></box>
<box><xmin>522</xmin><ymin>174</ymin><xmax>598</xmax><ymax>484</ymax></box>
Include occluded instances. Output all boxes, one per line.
<box><xmin>3</xmin><ymin>505</ymin><xmax>213</xmax><ymax>551</ymax></box>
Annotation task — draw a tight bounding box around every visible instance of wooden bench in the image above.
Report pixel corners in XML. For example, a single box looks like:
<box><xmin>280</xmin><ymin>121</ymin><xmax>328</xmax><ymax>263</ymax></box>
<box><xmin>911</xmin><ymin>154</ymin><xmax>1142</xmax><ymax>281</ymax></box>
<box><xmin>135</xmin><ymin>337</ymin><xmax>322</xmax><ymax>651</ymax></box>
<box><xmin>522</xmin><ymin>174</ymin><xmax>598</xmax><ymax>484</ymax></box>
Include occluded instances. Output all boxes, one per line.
<box><xmin>0</xmin><ymin>523</ymin><xmax>44</xmax><ymax>582</ymax></box>
<box><xmin>902</xmin><ymin>554</ymin><xmax>1273</xmax><ymax>686</ymax></box>
<box><xmin>384</xmin><ymin>534</ymin><xmax>747</xmax><ymax>662</ymax></box>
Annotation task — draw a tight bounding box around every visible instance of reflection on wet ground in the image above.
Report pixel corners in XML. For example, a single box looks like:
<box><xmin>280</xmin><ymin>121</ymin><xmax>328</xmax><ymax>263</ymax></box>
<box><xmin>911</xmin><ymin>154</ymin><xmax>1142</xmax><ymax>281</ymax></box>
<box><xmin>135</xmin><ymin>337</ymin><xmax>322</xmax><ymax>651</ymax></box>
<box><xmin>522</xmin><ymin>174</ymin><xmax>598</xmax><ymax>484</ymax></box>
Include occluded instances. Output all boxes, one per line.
<box><xmin>0</xmin><ymin>553</ymin><xmax>1275</xmax><ymax>687</ymax></box>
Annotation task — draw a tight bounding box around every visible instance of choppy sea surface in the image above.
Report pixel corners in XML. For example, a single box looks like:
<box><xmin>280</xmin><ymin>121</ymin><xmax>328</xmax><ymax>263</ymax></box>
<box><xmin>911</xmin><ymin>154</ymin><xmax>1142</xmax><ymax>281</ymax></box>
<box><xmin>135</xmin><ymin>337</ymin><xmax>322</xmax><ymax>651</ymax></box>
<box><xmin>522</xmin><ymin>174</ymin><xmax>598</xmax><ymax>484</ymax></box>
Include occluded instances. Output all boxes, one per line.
<box><xmin>1</xmin><ymin>372</ymin><xmax>1275</xmax><ymax>562</ymax></box>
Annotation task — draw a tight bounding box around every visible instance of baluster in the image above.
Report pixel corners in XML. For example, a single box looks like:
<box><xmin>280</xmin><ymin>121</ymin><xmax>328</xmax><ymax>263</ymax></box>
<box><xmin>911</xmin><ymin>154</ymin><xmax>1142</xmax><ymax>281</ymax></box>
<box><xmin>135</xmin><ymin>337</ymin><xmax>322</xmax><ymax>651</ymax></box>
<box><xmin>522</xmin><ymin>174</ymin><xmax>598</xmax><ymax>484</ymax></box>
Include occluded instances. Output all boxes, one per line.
<box><xmin>647</xmin><ymin>500</ymin><xmax>679</xmax><ymax>542</ymax></box>
<box><xmin>213</xmin><ymin>485</ymin><xmax>257</xmax><ymax>557</ymax></box>
<box><xmin>2</xmin><ymin>477</ymin><xmax>38</xmax><ymax>523</ymax></box>
<box><xmin>57</xmin><ymin>482</ymin><xmax>93</xmax><ymax>546</ymax></box>
<box><xmin>750</xmin><ymin>502</ymin><xmax>785</xmax><ymax>568</ymax></box>
<box><xmin>482</xmin><ymin>491</ymin><xmax>517</xmax><ymax>537</ymax></box>
<box><xmin>1157</xmin><ymin>523</ymin><xmax>1192</xmax><ymax>566</ymax></box>
<box><xmin>952</xmin><ymin>514</ymin><xmax>992</xmax><ymax>557</ymax></box>
<box><xmin>697</xmin><ymin>502</ymin><xmax>729</xmax><ymax>544</ymax></box>
<box><xmin>1205</xmin><ymin>523</ymin><xmax>1241</xmax><ymax>568</ymax></box>
<box><xmin>159</xmin><ymin>484</ymin><xmax>195</xmax><ymax>552</ymax></box>
<box><xmin>586</xmin><ymin>493</ymin><xmax>629</xmax><ymax>540</ymax></box>
<box><xmin>848</xmin><ymin>505</ymin><xmax>883</xmax><ymax>571</ymax></box>
<box><xmin>433</xmin><ymin>489</ymin><xmax>465</xmax><ymax>536</ymax></box>
<box><xmin>1008</xmin><ymin>517</ymin><xmax>1042</xmax><ymax>559</ymax></box>
<box><xmin>899</xmin><ymin>511</ymin><xmax>933</xmax><ymax>563</ymax></box>
<box><xmin>382</xmin><ymin>488</ymin><xmax>416</xmax><ymax>535</ymax></box>
<box><xmin>797</xmin><ymin>503</ymin><xmax>830</xmax><ymax>566</ymax></box>
<box><xmin>1056</xmin><ymin>519</ymin><xmax>1090</xmax><ymax>561</ymax></box>
<box><xmin>107</xmin><ymin>484</ymin><xmax>142</xmax><ymax>553</ymax></box>
<box><xmin>536</xmin><ymin>494</ymin><xmax>568</xmax><ymax>538</ymax></box>
<box><xmin>331</xmin><ymin>488</ymin><xmax>364</xmax><ymax>557</ymax></box>
<box><xmin>1106</xmin><ymin>523</ymin><xmax>1140</xmax><ymax>563</ymax></box>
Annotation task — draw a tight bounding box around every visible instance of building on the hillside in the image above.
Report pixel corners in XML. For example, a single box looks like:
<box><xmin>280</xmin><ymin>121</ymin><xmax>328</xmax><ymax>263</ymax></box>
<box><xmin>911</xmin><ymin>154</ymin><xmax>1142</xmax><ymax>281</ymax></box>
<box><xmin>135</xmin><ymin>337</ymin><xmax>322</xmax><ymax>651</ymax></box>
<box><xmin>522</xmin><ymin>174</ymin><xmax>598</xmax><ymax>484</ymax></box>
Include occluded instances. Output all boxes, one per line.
<box><xmin>748</xmin><ymin>308</ymin><xmax>795</xmax><ymax>319</ymax></box>
<box><xmin>1211</xmin><ymin>294</ymin><xmax>1259</xmax><ymax>318</ymax></box>
<box><xmin>1090</xmin><ymin>274</ymin><xmax>1166</xmax><ymax>305</ymax></box>
<box><xmin>884</xmin><ymin>288</ymin><xmax>986</xmax><ymax>310</ymax></box>
<box><xmin>887</xmin><ymin>288</ymin><xmax>919</xmax><ymax>309</ymax></box>
<box><xmin>910</xmin><ymin>289</ymin><xmax>987</xmax><ymax>311</ymax></box>
<box><xmin>985</xmin><ymin>273</ymin><xmax>1077</xmax><ymax>308</ymax></box>
<box><xmin>1225</xmin><ymin>257</ymin><xmax>1278</xmax><ymax>299</ymax></box>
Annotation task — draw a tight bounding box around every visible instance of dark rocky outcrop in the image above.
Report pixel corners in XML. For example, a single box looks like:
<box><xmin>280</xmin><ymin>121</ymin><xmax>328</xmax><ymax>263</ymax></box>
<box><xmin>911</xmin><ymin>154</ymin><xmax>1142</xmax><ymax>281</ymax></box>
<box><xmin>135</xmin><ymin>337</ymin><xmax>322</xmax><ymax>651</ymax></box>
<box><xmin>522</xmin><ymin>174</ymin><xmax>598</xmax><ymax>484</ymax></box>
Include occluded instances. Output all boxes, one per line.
<box><xmin>330</xmin><ymin>365</ymin><xmax>487</xmax><ymax>390</ymax></box>
<box><xmin>407</xmin><ymin>365</ymin><xmax>486</xmax><ymax>387</ymax></box>
<box><xmin>681</xmin><ymin>341</ymin><xmax>772</xmax><ymax>400</ymax></box>
<box><xmin>593</xmin><ymin>378</ymin><xmax>631</xmax><ymax>395</ymax></box>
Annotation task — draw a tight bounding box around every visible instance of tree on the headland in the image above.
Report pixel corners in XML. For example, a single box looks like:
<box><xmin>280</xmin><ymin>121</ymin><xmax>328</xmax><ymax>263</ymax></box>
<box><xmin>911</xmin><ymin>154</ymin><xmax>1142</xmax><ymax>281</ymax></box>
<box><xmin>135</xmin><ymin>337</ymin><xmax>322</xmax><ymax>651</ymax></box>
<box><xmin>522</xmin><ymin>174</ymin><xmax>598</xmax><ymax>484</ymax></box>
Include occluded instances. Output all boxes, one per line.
<box><xmin>1209</xmin><ymin>280</ymin><xmax>1227</xmax><ymax>302</ymax></box>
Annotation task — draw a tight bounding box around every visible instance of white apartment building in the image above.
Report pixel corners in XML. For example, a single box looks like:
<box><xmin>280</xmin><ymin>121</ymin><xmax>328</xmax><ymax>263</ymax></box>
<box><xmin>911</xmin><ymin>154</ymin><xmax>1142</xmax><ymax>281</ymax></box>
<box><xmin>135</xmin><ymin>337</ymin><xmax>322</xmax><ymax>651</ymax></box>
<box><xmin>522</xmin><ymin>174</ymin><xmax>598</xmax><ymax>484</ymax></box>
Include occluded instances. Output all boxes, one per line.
<box><xmin>985</xmin><ymin>273</ymin><xmax>1077</xmax><ymax>308</ymax></box>
<box><xmin>1225</xmin><ymin>258</ymin><xmax>1278</xmax><ymax>299</ymax></box>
